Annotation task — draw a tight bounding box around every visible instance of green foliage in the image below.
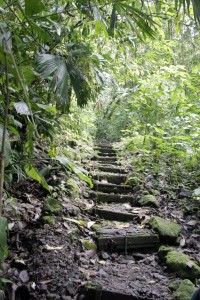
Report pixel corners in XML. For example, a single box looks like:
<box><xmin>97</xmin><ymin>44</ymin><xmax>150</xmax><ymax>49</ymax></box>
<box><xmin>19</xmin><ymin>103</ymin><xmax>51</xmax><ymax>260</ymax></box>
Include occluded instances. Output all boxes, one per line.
<box><xmin>0</xmin><ymin>217</ymin><xmax>8</xmax><ymax>264</ymax></box>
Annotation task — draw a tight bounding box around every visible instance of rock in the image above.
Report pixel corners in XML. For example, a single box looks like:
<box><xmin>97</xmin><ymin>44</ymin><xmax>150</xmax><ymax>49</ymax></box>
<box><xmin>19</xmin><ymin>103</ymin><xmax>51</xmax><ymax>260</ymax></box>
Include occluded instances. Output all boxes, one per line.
<box><xmin>172</xmin><ymin>279</ymin><xmax>195</xmax><ymax>300</ymax></box>
<box><xmin>138</xmin><ymin>195</ymin><xmax>159</xmax><ymax>208</ymax></box>
<box><xmin>44</xmin><ymin>198</ymin><xmax>62</xmax><ymax>213</ymax></box>
<box><xmin>158</xmin><ymin>246</ymin><xmax>200</xmax><ymax>279</ymax></box>
<box><xmin>149</xmin><ymin>216</ymin><xmax>181</xmax><ymax>242</ymax></box>
<box><xmin>67</xmin><ymin>178</ymin><xmax>80</xmax><ymax>199</ymax></box>
<box><xmin>42</xmin><ymin>216</ymin><xmax>56</xmax><ymax>224</ymax></box>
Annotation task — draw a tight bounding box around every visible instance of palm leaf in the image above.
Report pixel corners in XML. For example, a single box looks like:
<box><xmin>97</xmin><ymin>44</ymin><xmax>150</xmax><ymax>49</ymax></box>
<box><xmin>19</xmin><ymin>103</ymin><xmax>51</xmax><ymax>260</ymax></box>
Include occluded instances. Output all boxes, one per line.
<box><xmin>37</xmin><ymin>53</ymin><xmax>92</xmax><ymax>108</ymax></box>
<box><xmin>37</xmin><ymin>54</ymin><xmax>70</xmax><ymax>108</ymax></box>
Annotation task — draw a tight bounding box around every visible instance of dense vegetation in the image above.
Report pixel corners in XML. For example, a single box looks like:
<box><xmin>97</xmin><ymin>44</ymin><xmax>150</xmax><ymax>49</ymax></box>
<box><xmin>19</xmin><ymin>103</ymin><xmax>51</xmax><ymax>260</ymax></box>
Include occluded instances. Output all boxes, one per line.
<box><xmin>0</xmin><ymin>0</ymin><xmax>200</xmax><ymax>294</ymax></box>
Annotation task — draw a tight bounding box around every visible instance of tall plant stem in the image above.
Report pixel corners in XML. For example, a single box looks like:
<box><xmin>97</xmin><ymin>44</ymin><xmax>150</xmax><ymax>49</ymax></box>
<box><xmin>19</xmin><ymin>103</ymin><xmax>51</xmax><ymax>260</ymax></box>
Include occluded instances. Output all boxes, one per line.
<box><xmin>0</xmin><ymin>36</ymin><xmax>10</xmax><ymax>217</ymax></box>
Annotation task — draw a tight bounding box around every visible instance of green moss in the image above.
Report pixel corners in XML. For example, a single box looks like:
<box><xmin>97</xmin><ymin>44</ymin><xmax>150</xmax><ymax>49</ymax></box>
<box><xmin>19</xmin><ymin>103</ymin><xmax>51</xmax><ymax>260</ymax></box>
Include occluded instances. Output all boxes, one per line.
<box><xmin>158</xmin><ymin>246</ymin><xmax>200</xmax><ymax>279</ymax></box>
<box><xmin>44</xmin><ymin>198</ymin><xmax>62</xmax><ymax>213</ymax></box>
<box><xmin>67</xmin><ymin>178</ymin><xmax>80</xmax><ymax>199</ymax></box>
<box><xmin>149</xmin><ymin>216</ymin><xmax>181</xmax><ymax>241</ymax></box>
<box><xmin>126</xmin><ymin>176</ymin><xmax>143</xmax><ymax>186</ymax></box>
<box><xmin>81</xmin><ymin>239</ymin><xmax>97</xmax><ymax>250</ymax></box>
<box><xmin>42</xmin><ymin>215</ymin><xmax>56</xmax><ymax>224</ymax></box>
<box><xmin>139</xmin><ymin>194</ymin><xmax>159</xmax><ymax>207</ymax></box>
<box><xmin>150</xmin><ymin>189</ymin><xmax>160</xmax><ymax>196</ymax></box>
<box><xmin>173</xmin><ymin>279</ymin><xmax>195</xmax><ymax>300</ymax></box>
<box><xmin>92</xmin><ymin>224</ymin><xmax>102</xmax><ymax>231</ymax></box>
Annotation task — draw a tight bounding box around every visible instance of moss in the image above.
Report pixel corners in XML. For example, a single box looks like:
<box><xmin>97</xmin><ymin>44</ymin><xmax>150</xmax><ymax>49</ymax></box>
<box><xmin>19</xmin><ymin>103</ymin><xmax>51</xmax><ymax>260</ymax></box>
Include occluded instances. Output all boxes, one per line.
<box><xmin>126</xmin><ymin>176</ymin><xmax>143</xmax><ymax>186</ymax></box>
<box><xmin>139</xmin><ymin>194</ymin><xmax>159</xmax><ymax>208</ymax></box>
<box><xmin>44</xmin><ymin>198</ymin><xmax>62</xmax><ymax>213</ymax></box>
<box><xmin>42</xmin><ymin>215</ymin><xmax>56</xmax><ymax>224</ymax></box>
<box><xmin>67</xmin><ymin>178</ymin><xmax>80</xmax><ymax>199</ymax></box>
<box><xmin>173</xmin><ymin>279</ymin><xmax>195</xmax><ymax>300</ymax></box>
<box><xmin>150</xmin><ymin>189</ymin><xmax>160</xmax><ymax>196</ymax></box>
<box><xmin>149</xmin><ymin>216</ymin><xmax>181</xmax><ymax>242</ymax></box>
<box><xmin>92</xmin><ymin>224</ymin><xmax>102</xmax><ymax>231</ymax></box>
<box><xmin>158</xmin><ymin>246</ymin><xmax>200</xmax><ymax>279</ymax></box>
<box><xmin>81</xmin><ymin>239</ymin><xmax>97</xmax><ymax>250</ymax></box>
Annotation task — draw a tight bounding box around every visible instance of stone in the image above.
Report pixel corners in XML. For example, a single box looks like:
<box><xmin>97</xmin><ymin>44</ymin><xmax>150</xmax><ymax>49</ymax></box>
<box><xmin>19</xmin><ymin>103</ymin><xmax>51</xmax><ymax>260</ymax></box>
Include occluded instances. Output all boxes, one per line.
<box><xmin>149</xmin><ymin>216</ymin><xmax>181</xmax><ymax>242</ymax></box>
<box><xmin>67</xmin><ymin>178</ymin><xmax>80</xmax><ymax>199</ymax></box>
<box><xmin>138</xmin><ymin>195</ymin><xmax>159</xmax><ymax>208</ymax></box>
<box><xmin>172</xmin><ymin>279</ymin><xmax>195</xmax><ymax>300</ymax></box>
<box><xmin>158</xmin><ymin>246</ymin><xmax>200</xmax><ymax>279</ymax></box>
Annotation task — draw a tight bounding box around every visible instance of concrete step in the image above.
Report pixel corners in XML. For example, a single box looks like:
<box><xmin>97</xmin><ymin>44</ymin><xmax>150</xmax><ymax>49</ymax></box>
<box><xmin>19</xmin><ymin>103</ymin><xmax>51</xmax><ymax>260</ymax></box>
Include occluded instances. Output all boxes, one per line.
<box><xmin>90</xmin><ymin>191</ymin><xmax>136</xmax><ymax>204</ymax></box>
<box><xmin>93</xmin><ymin>181</ymin><xmax>132</xmax><ymax>194</ymax></box>
<box><xmin>91</xmin><ymin>172</ymin><xmax>127</xmax><ymax>184</ymax></box>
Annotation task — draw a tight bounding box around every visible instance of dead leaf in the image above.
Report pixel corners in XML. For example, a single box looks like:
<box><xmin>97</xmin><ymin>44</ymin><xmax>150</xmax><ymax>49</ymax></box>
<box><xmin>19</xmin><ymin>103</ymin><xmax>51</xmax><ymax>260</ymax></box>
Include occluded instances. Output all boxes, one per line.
<box><xmin>79</xmin><ymin>267</ymin><xmax>97</xmax><ymax>278</ymax></box>
<box><xmin>39</xmin><ymin>279</ymin><xmax>53</xmax><ymax>285</ymax></box>
<box><xmin>19</xmin><ymin>270</ymin><xmax>29</xmax><ymax>283</ymax></box>
<box><xmin>45</xmin><ymin>244</ymin><xmax>64</xmax><ymax>250</ymax></box>
<box><xmin>179</xmin><ymin>238</ymin><xmax>186</xmax><ymax>247</ymax></box>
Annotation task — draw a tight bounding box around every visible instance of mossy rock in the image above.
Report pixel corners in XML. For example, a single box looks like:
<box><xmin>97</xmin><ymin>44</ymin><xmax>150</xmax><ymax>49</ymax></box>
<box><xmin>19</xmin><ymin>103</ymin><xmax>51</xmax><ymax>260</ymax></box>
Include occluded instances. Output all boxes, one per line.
<box><xmin>67</xmin><ymin>178</ymin><xmax>80</xmax><ymax>199</ymax></box>
<box><xmin>126</xmin><ymin>176</ymin><xmax>143</xmax><ymax>186</ymax></box>
<box><xmin>149</xmin><ymin>189</ymin><xmax>160</xmax><ymax>196</ymax></box>
<box><xmin>138</xmin><ymin>194</ymin><xmax>159</xmax><ymax>208</ymax></box>
<box><xmin>149</xmin><ymin>216</ymin><xmax>181</xmax><ymax>242</ymax></box>
<box><xmin>173</xmin><ymin>279</ymin><xmax>195</xmax><ymax>300</ymax></box>
<box><xmin>158</xmin><ymin>246</ymin><xmax>200</xmax><ymax>279</ymax></box>
<box><xmin>42</xmin><ymin>215</ymin><xmax>56</xmax><ymax>225</ymax></box>
<box><xmin>44</xmin><ymin>198</ymin><xmax>62</xmax><ymax>213</ymax></box>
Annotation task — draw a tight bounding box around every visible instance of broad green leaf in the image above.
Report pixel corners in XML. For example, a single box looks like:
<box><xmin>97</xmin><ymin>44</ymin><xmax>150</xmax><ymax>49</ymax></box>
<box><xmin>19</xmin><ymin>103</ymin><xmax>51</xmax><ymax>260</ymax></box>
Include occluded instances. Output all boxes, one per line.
<box><xmin>193</xmin><ymin>188</ymin><xmax>200</xmax><ymax>196</ymax></box>
<box><xmin>20</xmin><ymin>66</ymin><xmax>39</xmax><ymax>85</ymax></box>
<box><xmin>25</xmin><ymin>166</ymin><xmax>50</xmax><ymax>191</ymax></box>
<box><xmin>25</xmin><ymin>0</ymin><xmax>45</xmax><ymax>16</ymax></box>
<box><xmin>0</xmin><ymin>125</ymin><xmax>11</xmax><ymax>167</ymax></box>
<box><xmin>0</xmin><ymin>217</ymin><xmax>8</xmax><ymax>263</ymax></box>
<box><xmin>37</xmin><ymin>104</ymin><xmax>57</xmax><ymax>114</ymax></box>
<box><xmin>14</xmin><ymin>101</ymin><xmax>31</xmax><ymax>115</ymax></box>
<box><xmin>154</xmin><ymin>127</ymin><xmax>165</xmax><ymax>134</ymax></box>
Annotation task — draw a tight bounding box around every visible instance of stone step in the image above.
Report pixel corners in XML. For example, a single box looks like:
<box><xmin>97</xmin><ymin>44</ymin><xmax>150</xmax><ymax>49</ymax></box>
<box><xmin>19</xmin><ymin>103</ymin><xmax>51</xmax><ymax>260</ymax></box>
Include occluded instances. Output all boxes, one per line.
<box><xmin>97</xmin><ymin>156</ymin><xmax>117</xmax><ymax>162</ymax></box>
<box><xmin>90</xmin><ymin>191</ymin><xmax>136</xmax><ymax>204</ymax></box>
<box><xmin>95</xmin><ymin>147</ymin><xmax>116</xmax><ymax>154</ymax></box>
<box><xmin>98</xmin><ymin>165</ymin><xmax>128</xmax><ymax>174</ymax></box>
<box><xmin>91</xmin><ymin>173</ymin><xmax>127</xmax><ymax>184</ymax></box>
<box><xmin>98</xmin><ymin>152</ymin><xmax>116</xmax><ymax>157</ymax></box>
<box><xmin>93</xmin><ymin>181</ymin><xmax>132</xmax><ymax>194</ymax></box>
<box><xmin>80</xmin><ymin>285</ymin><xmax>154</xmax><ymax>300</ymax></box>
<box><xmin>92</xmin><ymin>207</ymin><xmax>134</xmax><ymax>221</ymax></box>
<box><xmin>95</xmin><ymin>231</ymin><xmax>160</xmax><ymax>251</ymax></box>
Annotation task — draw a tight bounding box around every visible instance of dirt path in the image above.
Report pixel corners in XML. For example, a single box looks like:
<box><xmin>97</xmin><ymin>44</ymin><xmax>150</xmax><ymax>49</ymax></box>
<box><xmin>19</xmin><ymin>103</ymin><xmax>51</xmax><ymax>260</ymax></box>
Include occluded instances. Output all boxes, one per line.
<box><xmin>6</xmin><ymin>142</ymin><xmax>200</xmax><ymax>299</ymax></box>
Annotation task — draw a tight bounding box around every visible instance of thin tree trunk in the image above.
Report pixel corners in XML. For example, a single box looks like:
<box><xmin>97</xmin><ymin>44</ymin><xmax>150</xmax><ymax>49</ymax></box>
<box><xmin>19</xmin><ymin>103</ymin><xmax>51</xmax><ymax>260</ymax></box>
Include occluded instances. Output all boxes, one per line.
<box><xmin>0</xmin><ymin>35</ymin><xmax>10</xmax><ymax>216</ymax></box>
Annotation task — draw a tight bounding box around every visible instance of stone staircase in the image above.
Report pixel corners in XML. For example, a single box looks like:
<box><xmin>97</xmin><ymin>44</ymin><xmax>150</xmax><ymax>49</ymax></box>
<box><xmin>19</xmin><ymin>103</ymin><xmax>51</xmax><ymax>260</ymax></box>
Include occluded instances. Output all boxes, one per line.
<box><xmin>80</xmin><ymin>142</ymin><xmax>174</xmax><ymax>300</ymax></box>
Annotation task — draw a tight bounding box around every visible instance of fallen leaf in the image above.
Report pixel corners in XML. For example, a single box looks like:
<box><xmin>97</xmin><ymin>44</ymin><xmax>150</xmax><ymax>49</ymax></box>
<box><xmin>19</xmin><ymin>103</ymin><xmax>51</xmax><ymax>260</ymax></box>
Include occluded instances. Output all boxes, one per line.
<box><xmin>19</xmin><ymin>270</ymin><xmax>29</xmax><ymax>283</ymax></box>
<box><xmin>39</xmin><ymin>279</ymin><xmax>53</xmax><ymax>285</ymax></box>
<box><xmin>45</xmin><ymin>244</ymin><xmax>64</xmax><ymax>250</ymax></box>
<box><xmin>87</xmin><ymin>221</ymin><xmax>96</xmax><ymax>229</ymax></box>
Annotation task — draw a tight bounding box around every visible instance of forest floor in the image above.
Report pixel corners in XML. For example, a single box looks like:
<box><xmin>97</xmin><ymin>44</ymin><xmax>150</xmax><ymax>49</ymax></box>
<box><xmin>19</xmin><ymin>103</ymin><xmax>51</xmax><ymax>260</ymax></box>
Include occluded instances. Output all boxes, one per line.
<box><xmin>3</xmin><ymin>142</ymin><xmax>200</xmax><ymax>300</ymax></box>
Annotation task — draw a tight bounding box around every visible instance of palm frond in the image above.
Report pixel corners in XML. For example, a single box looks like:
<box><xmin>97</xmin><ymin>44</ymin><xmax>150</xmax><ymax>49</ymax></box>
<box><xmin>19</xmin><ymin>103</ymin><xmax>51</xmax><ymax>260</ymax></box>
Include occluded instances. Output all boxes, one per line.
<box><xmin>37</xmin><ymin>53</ymin><xmax>92</xmax><ymax>109</ymax></box>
